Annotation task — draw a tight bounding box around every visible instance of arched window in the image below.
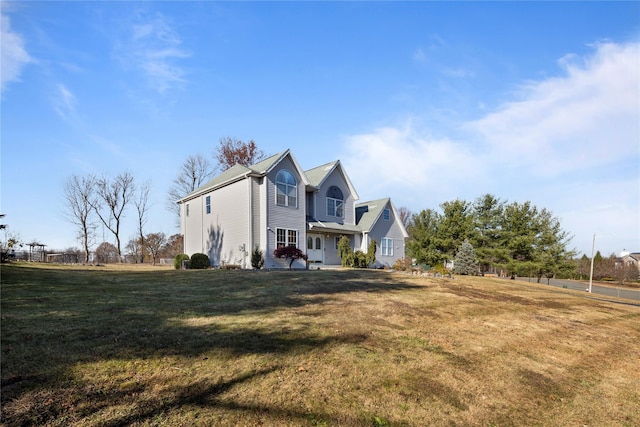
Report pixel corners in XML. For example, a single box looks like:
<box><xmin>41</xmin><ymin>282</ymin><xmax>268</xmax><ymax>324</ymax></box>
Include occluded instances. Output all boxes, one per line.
<box><xmin>276</xmin><ymin>170</ymin><xmax>297</xmax><ymax>207</ymax></box>
<box><xmin>326</xmin><ymin>185</ymin><xmax>344</xmax><ymax>217</ymax></box>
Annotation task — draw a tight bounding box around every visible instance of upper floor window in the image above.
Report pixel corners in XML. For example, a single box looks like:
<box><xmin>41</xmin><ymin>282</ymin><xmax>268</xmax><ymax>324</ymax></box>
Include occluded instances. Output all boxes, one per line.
<box><xmin>383</xmin><ymin>208</ymin><xmax>390</xmax><ymax>221</ymax></box>
<box><xmin>205</xmin><ymin>196</ymin><xmax>211</xmax><ymax>214</ymax></box>
<box><xmin>186</xmin><ymin>204</ymin><xmax>190</xmax><ymax>217</ymax></box>
<box><xmin>326</xmin><ymin>185</ymin><xmax>344</xmax><ymax>218</ymax></box>
<box><xmin>276</xmin><ymin>170</ymin><xmax>297</xmax><ymax>207</ymax></box>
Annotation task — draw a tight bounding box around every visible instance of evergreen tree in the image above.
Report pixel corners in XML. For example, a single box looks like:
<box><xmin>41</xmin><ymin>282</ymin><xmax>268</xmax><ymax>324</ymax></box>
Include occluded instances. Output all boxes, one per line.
<box><xmin>452</xmin><ymin>240</ymin><xmax>478</xmax><ymax>275</ymax></box>
<box><xmin>406</xmin><ymin>209</ymin><xmax>443</xmax><ymax>266</ymax></box>
<box><xmin>437</xmin><ymin>199</ymin><xmax>473</xmax><ymax>258</ymax></box>
<box><xmin>471</xmin><ymin>194</ymin><xmax>506</xmax><ymax>274</ymax></box>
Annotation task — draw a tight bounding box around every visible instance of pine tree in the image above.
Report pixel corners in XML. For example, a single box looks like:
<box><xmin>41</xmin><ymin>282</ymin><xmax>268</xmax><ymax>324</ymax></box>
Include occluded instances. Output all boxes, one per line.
<box><xmin>452</xmin><ymin>240</ymin><xmax>478</xmax><ymax>275</ymax></box>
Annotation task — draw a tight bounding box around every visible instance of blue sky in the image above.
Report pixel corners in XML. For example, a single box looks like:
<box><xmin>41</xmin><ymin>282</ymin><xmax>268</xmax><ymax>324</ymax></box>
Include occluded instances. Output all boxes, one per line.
<box><xmin>2</xmin><ymin>1</ymin><xmax>639</xmax><ymax>257</ymax></box>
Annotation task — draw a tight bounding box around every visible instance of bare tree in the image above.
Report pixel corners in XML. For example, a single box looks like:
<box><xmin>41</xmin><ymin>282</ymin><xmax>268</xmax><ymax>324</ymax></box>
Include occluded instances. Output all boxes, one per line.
<box><xmin>215</xmin><ymin>137</ymin><xmax>265</xmax><ymax>171</ymax></box>
<box><xmin>167</xmin><ymin>154</ymin><xmax>215</xmax><ymax>220</ymax></box>
<box><xmin>144</xmin><ymin>232</ymin><xmax>166</xmax><ymax>266</ymax></box>
<box><xmin>90</xmin><ymin>172</ymin><xmax>135</xmax><ymax>261</ymax></box>
<box><xmin>397</xmin><ymin>206</ymin><xmax>413</xmax><ymax>229</ymax></box>
<box><xmin>63</xmin><ymin>174</ymin><xmax>97</xmax><ymax>263</ymax></box>
<box><xmin>125</xmin><ymin>237</ymin><xmax>143</xmax><ymax>263</ymax></box>
<box><xmin>134</xmin><ymin>180</ymin><xmax>151</xmax><ymax>263</ymax></box>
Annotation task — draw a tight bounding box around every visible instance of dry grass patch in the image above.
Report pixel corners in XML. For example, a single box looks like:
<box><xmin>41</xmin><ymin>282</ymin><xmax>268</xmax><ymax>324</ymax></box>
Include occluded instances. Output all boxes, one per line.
<box><xmin>1</xmin><ymin>263</ymin><xmax>639</xmax><ymax>426</ymax></box>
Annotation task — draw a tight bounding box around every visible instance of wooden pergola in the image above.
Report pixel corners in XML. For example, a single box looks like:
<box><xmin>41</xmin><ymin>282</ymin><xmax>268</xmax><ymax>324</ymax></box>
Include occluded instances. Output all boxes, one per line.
<box><xmin>26</xmin><ymin>241</ymin><xmax>46</xmax><ymax>262</ymax></box>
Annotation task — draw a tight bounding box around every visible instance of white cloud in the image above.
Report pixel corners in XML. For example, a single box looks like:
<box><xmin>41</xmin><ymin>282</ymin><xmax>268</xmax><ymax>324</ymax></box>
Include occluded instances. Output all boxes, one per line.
<box><xmin>468</xmin><ymin>41</ymin><xmax>640</xmax><ymax>176</ymax></box>
<box><xmin>116</xmin><ymin>12</ymin><xmax>190</xmax><ymax>94</ymax></box>
<box><xmin>341</xmin><ymin>41</ymin><xmax>639</xmax><ymax>255</ymax></box>
<box><xmin>341</xmin><ymin>121</ymin><xmax>479</xmax><ymax>206</ymax></box>
<box><xmin>1</xmin><ymin>13</ymin><xmax>32</xmax><ymax>94</ymax></box>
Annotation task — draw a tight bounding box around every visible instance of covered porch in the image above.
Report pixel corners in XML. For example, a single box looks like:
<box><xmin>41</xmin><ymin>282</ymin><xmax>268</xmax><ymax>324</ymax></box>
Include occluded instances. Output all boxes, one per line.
<box><xmin>306</xmin><ymin>220</ymin><xmax>362</xmax><ymax>266</ymax></box>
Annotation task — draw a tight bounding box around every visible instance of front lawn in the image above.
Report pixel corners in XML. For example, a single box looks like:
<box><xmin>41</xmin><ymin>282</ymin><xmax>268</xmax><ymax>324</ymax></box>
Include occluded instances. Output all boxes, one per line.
<box><xmin>1</xmin><ymin>263</ymin><xmax>639</xmax><ymax>426</ymax></box>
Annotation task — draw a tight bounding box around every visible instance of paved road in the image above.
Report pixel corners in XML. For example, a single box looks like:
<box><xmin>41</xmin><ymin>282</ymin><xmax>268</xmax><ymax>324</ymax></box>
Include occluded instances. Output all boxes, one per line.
<box><xmin>514</xmin><ymin>277</ymin><xmax>640</xmax><ymax>303</ymax></box>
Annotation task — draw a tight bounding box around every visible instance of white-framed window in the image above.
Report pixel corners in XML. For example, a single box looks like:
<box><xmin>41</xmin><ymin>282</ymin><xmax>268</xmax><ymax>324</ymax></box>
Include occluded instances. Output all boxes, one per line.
<box><xmin>276</xmin><ymin>228</ymin><xmax>298</xmax><ymax>248</ymax></box>
<box><xmin>326</xmin><ymin>186</ymin><xmax>344</xmax><ymax>217</ymax></box>
<box><xmin>383</xmin><ymin>208</ymin><xmax>390</xmax><ymax>221</ymax></box>
<box><xmin>335</xmin><ymin>236</ymin><xmax>342</xmax><ymax>250</ymax></box>
<box><xmin>276</xmin><ymin>170</ymin><xmax>297</xmax><ymax>207</ymax></box>
<box><xmin>381</xmin><ymin>237</ymin><xmax>393</xmax><ymax>256</ymax></box>
<box><xmin>186</xmin><ymin>204</ymin><xmax>190</xmax><ymax>217</ymax></box>
<box><xmin>205</xmin><ymin>196</ymin><xmax>211</xmax><ymax>214</ymax></box>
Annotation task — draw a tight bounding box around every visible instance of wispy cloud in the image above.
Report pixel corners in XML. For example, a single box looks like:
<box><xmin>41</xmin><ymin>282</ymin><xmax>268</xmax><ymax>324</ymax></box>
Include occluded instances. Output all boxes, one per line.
<box><xmin>115</xmin><ymin>11</ymin><xmax>190</xmax><ymax>94</ymax></box>
<box><xmin>342</xmin><ymin>41</ymin><xmax>640</xmax><ymax>254</ymax></box>
<box><xmin>52</xmin><ymin>83</ymin><xmax>78</xmax><ymax>123</ymax></box>
<box><xmin>1</xmin><ymin>12</ymin><xmax>32</xmax><ymax>95</ymax></box>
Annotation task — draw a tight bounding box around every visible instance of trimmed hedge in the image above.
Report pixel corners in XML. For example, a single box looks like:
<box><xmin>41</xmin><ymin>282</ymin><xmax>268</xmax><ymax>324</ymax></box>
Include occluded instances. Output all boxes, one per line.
<box><xmin>190</xmin><ymin>253</ymin><xmax>210</xmax><ymax>269</ymax></box>
<box><xmin>174</xmin><ymin>254</ymin><xmax>190</xmax><ymax>270</ymax></box>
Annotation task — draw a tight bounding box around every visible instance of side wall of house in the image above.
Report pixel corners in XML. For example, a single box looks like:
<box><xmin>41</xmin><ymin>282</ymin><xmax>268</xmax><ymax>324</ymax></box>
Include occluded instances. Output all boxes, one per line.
<box><xmin>368</xmin><ymin>202</ymin><xmax>406</xmax><ymax>268</ymax></box>
<box><xmin>181</xmin><ymin>196</ymin><xmax>204</xmax><ymax>257</ymax></box>
<box><xmin>181</xmin><ymin>179</ymin><xmax>251</xmax><ymax>267</ymax></box>
<box><xmin>207</xmin><ymin>180</ymin><xmax>250</xmax><ymax>267</ymax></box>
<box><xmin>264</xmin><ymin>155</ymin><xmax>307</xmax><ymax>269</ymax></box>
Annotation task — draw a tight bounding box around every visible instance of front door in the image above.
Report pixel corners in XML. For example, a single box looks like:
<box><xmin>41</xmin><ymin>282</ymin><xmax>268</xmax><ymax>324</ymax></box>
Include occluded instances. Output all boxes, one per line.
<box><xmin>307</xmin><ymin>234</ymin><xmax>323</xmax><ymax>263</ymax></box>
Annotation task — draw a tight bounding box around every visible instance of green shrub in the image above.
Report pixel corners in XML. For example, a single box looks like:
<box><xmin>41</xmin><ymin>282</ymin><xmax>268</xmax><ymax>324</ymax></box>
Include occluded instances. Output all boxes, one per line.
<box><xmin>338</xmin><ymin>236</ymin><xmax>377</xmax><ymax>268</ymax></box>
<box><xmin>174</xmin><ymin>253</ymin><xmax>190</xmax><ymax>270</ymax></box>
<box><xmin>251</xmin><ymin>245</ymin><xmax>265</xmax><ymax>269</ymax></box>
<box><xmin>190</xmin><ymin>253</ymin><xmax>210</xmax><ymax>269</ymax></box>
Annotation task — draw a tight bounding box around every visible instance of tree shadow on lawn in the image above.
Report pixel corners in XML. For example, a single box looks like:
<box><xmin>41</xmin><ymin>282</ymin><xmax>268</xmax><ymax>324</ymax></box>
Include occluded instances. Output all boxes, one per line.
<box><xmin>81</xmin><ymin>369</ymin><xmax>366</xmax><ymax>427</ymax></box>
<box><xmin>1</xmin><ymin>266</ymin><xmax>418</xmax><ymax>425</ymax></box>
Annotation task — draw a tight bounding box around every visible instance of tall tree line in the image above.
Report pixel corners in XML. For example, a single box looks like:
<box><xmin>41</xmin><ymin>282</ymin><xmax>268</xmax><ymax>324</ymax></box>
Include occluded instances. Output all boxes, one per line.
<box><xmin>406</xmin><ymin>194</ymin><xmax>575</xmax><ymax>280</ymax></box>
<box><xmin>64</xmin><ymin>171</ymin><xmax>148</xmax><ymax>263</ymax></box>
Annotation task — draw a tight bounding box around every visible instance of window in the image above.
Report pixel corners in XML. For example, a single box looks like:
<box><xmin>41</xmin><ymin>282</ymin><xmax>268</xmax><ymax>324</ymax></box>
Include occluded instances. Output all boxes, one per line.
<box><xmin>383</xmin><ymin>208</ymin><xmax>390</xmax><ymax>221</ymax></box>
<box><xmin>326</xmin><ymin>186</ymin><xmax>344</xmax><ymax>217</ymax></box>
<box><xmin>382</xmin><ymin>237</ymin><xmax>393</xmax><ymax>256</ymax></box>
<box><xmin>307</xmin><ymin>236</ymin><xmax>313</xmax><ymax>250</ymax></box>
<box><xmin>276</xmin><ymin>228</ymin><xmax>298</xmax><ymax>248</ymax></box>
<box><xmin>335</xmin><ymin>236</ymin><xmax>342</xmax><ymax>250</ymax></box>
<box><xmin>186</xmin><ymin>204</ymin><xmax>190</xmax><ymax>217</ymax></box>
<box><xmin>276</xmin><ymin>170</ymin><xmax>297</xmax><ymax>207</ymax></box>
<box><xmin>205</xmin><ymin>196</ymin><xmax>211</xmax><ymax>214</ymax></box>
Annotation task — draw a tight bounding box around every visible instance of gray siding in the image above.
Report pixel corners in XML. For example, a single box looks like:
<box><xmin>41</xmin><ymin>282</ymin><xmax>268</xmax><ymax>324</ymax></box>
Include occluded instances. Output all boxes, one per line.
<box><xmin>182</xmin><ymin>197</ymin><xmax>204</xmax><ymax>256</ymax></box>
<box><xmin>205</xmin><ymin>179</ymin><xmax>250</xmax><ymax>267</ymax></box>
<box><xmin>182</xmin><ymin>179</ymin><xmax>251</xmax><ymax>267</ymax></box>
<box><xmin>368</xmin><ymin>203</ymin><xmax>406</xmax><ymax>267</ymax></box>
<box><xmin>264</xmin><ymin>156</ymin><xmax>307</xmax><ymax>269</ymax></box>
<box><xmin>251</xmin><ymin>176</ymin><xmax>263</xmax><ymax>251</ymax></box>
<box><xmin>313</xmin><ymin>168</ymin><xmax>356</xmax><ymax>225</ymax></box>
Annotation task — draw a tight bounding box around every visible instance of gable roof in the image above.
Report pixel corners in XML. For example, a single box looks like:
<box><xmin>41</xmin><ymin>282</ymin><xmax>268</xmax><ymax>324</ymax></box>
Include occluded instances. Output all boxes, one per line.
<box><xmin>179</xmin><ymin>164</ymin><xmax>252</xmax><ymax>203</ymax></box>
<box><xmin>177</xmin><ymin>149</ymin><xmax>310</xmax><ymax>203</ymax></box>
<box><xmin>248</xmin><ymin>150</ymin><xmax>289</xmax><ymax>174</ymax></box>
<box><xmin>304</xmin><ymin>160</ymin><xmax>359</xmax><ymax>200</ymax></box>
<box><xmin>356</xmin><ymin>198</ymin><xmax>409</xmax><ymax>238</ymax></box>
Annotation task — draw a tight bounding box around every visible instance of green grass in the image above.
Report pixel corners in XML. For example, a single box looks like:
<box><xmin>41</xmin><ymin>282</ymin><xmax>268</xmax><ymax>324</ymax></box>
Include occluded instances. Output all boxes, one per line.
<box><xmin>1</xmin><ymin>263</ymin><xmax>639</xmax><ymax>426</ymax></box>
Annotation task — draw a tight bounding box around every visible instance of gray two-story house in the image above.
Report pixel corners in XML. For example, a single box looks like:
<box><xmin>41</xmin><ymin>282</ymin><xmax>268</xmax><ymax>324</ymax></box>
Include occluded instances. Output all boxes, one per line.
<box><xmin>178</xmin><ymin>149</ymin><xmax>408</xmax><ymax>269</ymax></box>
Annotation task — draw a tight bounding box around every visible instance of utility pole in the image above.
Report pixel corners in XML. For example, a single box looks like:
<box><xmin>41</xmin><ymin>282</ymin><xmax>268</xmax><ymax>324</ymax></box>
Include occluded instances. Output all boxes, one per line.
<box><xmin>588</xmin><ymin>233</ymin><xmax>595</xmax><ymax>293</ymax></box>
